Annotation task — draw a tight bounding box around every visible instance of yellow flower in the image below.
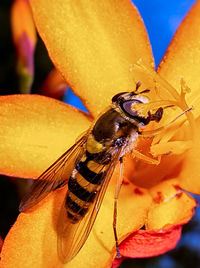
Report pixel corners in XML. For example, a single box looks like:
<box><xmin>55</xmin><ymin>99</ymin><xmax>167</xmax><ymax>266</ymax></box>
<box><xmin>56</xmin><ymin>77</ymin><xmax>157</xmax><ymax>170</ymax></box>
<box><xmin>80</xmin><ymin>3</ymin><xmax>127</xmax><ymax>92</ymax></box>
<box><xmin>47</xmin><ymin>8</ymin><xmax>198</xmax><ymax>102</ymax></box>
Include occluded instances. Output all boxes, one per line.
<box><xmin>1</xmin><ymin>0</ymin><xmax>200</xmax><ymax>267</ymax></box>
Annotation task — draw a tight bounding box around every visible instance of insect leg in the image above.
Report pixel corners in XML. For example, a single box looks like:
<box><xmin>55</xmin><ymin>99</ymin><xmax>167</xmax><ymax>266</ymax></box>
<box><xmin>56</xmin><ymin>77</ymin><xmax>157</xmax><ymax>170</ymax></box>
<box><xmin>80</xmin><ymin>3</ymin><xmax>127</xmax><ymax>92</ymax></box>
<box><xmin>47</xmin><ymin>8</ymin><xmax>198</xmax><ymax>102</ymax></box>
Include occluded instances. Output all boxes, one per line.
<box><xmin>113</xmin><ymin>157</ymin><xmax>123</xmax><ymax>258</ymax></box>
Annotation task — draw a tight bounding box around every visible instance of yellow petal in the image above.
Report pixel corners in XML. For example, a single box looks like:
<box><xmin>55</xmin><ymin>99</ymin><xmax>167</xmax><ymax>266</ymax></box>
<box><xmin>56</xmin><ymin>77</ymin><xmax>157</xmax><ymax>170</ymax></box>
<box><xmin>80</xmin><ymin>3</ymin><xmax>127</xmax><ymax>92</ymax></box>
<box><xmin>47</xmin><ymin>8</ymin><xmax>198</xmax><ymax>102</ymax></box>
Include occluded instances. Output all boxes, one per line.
<box><xmin>0</xmin><ymin>189</ymin><xmax>64</xmax><ymax>268</ymax></box>
<box><xmin>0</xmin><ymin>95</ymin><xmax>90</xmax><ymax>178</ymax></box>
<box><xmin>178</xmin><ymin>117</ymin><xmax>200</xmax><ymax>194</ymax></box>
<box><xmin>30</xmin><ymin>0</ymin><xmax>154</xmax><ymax>117</ymax></box>
<box><xmin>146</xmin><ymin>179</ymin><xmax>196</xmax><ymax>230</ymax></box>
<box><xmin>158</xmin><ymin>0</ymin><xmax>200</xmax><ymax>118</ymax></box>
<box><xmin>126</xmin><ymin>138</ymin><xmax>184</xmax><ymax>189</ymax></box>
<box><xmin>1</xmin><ymin>170</ymin><xmax>151</xmax><ymax>267</ymax></box>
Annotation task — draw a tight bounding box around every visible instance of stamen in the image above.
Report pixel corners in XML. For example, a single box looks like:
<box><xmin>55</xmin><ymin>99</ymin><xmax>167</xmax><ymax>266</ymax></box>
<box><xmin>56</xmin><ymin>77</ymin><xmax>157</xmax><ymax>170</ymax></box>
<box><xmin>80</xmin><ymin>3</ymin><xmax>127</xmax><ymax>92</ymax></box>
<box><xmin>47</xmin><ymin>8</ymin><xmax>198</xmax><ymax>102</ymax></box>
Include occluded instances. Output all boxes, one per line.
<box><xmin>151</xmin><ymin>140</ymin><xmax>192</xmax><ymax>156</ymax></box>
<box><xmin>133</xmin><ymin>60</ymin><xmax>195</xmax><ymax>136</ymax></box>
<box><xmin>129</xmin><ymin>60</ymin><xmax>197</xmax><ymax>157</ymax></box>
<box><xmin>163</xmin><ymin>189</ymin><xmax>183</xmax><ymax>203</ymax></box>
<box><xmin>141</xmin><ymin>106</ymin><xmax>193</xmax><ymax>137</ymax></box>
<box><xmin>133</xmin><ymin>60</ymin><xmax>181</xmax><ymax>101</ymax></box>
<box><xmin>152</xmin><ymin>120</ymin><xmax>186</xmax><ymax>145</ymax></box>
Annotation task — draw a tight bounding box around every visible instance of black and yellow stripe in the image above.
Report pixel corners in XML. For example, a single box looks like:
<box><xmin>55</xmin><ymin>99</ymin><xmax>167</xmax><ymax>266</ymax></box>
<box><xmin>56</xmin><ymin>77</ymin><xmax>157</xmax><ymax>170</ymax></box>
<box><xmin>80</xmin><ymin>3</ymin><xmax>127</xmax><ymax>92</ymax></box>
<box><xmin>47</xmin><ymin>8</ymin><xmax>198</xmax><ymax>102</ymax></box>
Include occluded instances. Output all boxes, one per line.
<box><xmin>66</xmin><ymin>143</ymin><xmax>110</xmax><ymax>223</ymax></box>
<box><xmin>65</xmin><ymin>108</ymin><xmax>132</xmax><ymax>223</ymax></box>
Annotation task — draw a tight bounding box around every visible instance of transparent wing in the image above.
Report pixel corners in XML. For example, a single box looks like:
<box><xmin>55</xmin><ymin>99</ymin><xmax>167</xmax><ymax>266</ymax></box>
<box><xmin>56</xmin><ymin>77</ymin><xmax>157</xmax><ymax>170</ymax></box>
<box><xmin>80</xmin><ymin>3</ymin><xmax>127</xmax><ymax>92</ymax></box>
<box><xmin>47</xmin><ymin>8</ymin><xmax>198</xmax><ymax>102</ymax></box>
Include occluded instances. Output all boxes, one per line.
<box><xmin>57</xmin><ymin>145</ymin><xmax>124</xmax><ymax>263</ymax></box>
<box><xmin>19</xmin><ymin>133</ymin><xmax>88</xmax><ymax>212</ymax></box>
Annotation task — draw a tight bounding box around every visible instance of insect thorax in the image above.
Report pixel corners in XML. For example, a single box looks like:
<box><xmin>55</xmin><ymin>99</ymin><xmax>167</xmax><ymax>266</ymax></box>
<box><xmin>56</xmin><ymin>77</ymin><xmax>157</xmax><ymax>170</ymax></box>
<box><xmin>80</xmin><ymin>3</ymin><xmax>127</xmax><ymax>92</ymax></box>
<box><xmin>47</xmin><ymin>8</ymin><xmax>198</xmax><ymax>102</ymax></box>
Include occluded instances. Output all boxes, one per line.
<box><xmin>92</xmin><ymin>108</ymin><xmax>138</xmax><ymax>148</ymax></box>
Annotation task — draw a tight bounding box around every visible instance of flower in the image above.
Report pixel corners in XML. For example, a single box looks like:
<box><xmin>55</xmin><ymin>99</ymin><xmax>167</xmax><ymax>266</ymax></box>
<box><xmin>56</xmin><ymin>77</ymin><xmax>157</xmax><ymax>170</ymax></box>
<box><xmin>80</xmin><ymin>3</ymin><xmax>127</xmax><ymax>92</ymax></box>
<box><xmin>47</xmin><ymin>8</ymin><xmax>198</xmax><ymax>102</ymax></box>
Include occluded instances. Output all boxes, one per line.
<box><xmin>1</xmin><ymin>0</ymin><xmax>200</xmax><ymax>267</ymax></box>
<box><xmin>11</xmin><ymin>0</ymin><xmax>37</xmax><ymax>93</ymax></box>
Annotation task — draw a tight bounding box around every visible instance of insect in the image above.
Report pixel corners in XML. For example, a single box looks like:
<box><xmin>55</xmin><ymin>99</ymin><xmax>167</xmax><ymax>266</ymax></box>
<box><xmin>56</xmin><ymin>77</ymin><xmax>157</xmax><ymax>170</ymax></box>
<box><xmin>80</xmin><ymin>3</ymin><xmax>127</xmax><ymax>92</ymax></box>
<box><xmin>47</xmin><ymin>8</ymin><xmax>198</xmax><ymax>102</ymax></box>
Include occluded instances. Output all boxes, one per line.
<box><xmin>19</xmin><ymin>83</ymin><xmax>165</xmax><ymax>263</ymax></box>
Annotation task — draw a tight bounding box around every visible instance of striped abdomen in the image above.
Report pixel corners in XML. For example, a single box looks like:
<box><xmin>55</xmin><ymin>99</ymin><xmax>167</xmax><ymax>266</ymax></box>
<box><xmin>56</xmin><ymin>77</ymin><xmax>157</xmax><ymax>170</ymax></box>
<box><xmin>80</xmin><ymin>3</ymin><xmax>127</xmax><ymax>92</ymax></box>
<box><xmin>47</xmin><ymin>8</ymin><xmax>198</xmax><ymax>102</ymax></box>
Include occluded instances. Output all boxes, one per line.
<box><xmin>66</xmin><ymin>108</ymin><xmax>133</xmax><ymax>223</ymax></box>
<box><xmin>66</xmin><ymin>149</ymin><xmax>110</xmax><ymax>223</ymax></box>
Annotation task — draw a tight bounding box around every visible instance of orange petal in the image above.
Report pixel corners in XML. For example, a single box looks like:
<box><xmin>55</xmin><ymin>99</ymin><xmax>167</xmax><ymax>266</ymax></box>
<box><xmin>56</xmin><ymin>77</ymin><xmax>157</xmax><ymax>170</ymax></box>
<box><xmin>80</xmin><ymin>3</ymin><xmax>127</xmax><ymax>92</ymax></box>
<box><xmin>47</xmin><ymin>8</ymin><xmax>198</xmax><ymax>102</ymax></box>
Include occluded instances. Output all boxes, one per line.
<box><xmin>0</xmin><ymin>95</ymin><xmax>90</xmax><ymax>178</ymax></box>
<box><xmin>129</xmin><ymin>155</ymin><xmax>184</xmax><ymax>189</ymax></box>
<box><xmin>30</xmin><ymin>0</ymin><xmax>154</xmax><ymax>117</ymax></box>
<box><xmin>125</xmin><ymin>139</ymin><xmax>184</xmax><ymax>189</ymax></box>
<box><xmin>158</xmin><ymin>0</ymin><xmax>200</xmax><ymax>118</ymax></box>
<box><xmin>146</xmin><ymin>179</ymin><xmax>196</xmax><ymax>230</ymax></box>
<box><xmin>0</xmin><ymin>189</ymin><xmax>64</xmax><ymax>268</ymax></box>
<box><xmin>178</xmin><ymin>117</ymin><xmax>200</xmax><ymax>194</ymax></box>
<box><xmin>118</xmin><ymin>224</ymin><xmax>182</xmax><ymax>258</ymax></box>
<box><xmin>1</xmin><ymin>172</ymin><xmax>151</xmax><ymax>267</ymax></box>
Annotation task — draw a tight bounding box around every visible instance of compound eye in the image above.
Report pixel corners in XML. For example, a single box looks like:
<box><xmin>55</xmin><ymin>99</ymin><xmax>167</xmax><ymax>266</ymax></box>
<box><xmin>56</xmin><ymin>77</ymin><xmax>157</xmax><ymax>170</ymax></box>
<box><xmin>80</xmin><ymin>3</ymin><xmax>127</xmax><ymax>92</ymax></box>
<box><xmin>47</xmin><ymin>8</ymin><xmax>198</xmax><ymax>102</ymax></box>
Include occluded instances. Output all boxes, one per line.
<box><xmin>122</xmin><ymin>100</ymin><xmax>141</xmax><ymax>117</ymax></box>
<box><xmin>112</xmin><ymin>92</ymin><xmax>128</xmax><ymax>102</ymax></box>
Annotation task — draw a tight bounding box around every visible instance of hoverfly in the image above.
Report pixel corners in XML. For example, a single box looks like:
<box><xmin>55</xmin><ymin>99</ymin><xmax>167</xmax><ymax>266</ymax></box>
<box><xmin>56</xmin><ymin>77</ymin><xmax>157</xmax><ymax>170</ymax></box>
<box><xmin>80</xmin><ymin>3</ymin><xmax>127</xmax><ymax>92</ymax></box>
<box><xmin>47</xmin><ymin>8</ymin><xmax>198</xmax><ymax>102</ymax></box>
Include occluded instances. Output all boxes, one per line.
<box><xmin>19</xmin><ymin>83</ymin><xmax>165</xmax><ymax>263</ymax></box>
